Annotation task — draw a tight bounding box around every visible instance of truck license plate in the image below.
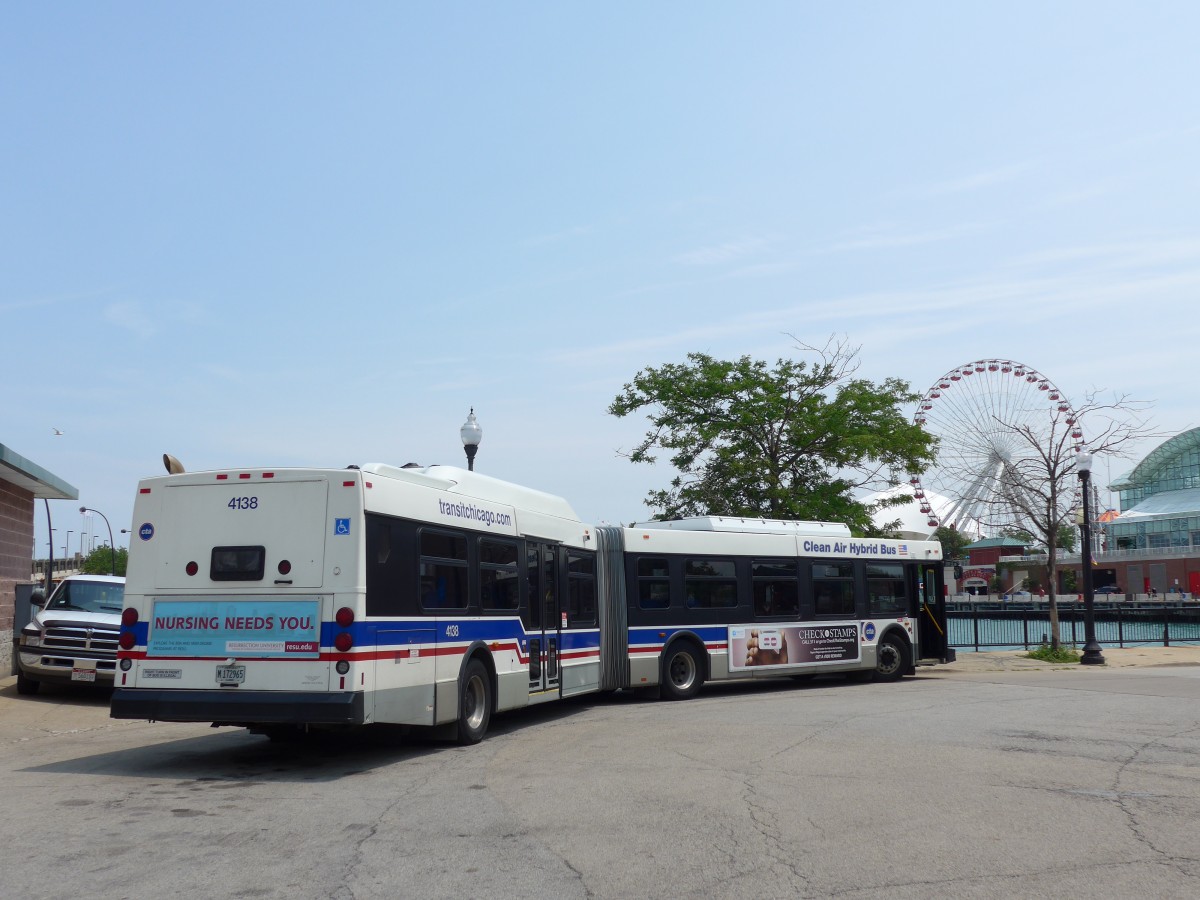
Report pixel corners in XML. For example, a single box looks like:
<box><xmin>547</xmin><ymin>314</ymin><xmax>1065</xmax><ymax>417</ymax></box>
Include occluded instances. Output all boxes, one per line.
<box><xmin>71</xmin><ymin>667</ymin><xmax>97</xmax><ymax>682</ymax></box>
<box><xmin>216</xmin><ymin>665</ymin><xmax>246</xmax><ymax>685</ymax></box>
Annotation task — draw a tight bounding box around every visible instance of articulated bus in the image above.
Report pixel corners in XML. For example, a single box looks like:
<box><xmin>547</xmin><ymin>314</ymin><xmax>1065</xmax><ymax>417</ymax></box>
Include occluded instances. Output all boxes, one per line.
<box><xmin>110</xmin><ymin>462</ymin><xmax>953</xmax><ymax>743</ymax></box>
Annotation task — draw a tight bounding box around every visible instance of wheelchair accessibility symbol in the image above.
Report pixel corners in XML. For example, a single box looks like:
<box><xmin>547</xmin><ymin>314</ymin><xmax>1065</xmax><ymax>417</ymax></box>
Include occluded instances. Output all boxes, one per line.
<box><xmin>334</xmin><ymin>518</ymin><xmax>351</xmax><ymax>536</ymax></box>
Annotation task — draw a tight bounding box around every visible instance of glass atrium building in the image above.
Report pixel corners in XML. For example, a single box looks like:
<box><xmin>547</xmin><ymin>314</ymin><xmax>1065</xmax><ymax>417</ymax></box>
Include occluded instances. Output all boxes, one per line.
<box><xmin>1108</xmin><ymin>427</ymin><xmax>1200</xmax><ymax>552</ymax></box>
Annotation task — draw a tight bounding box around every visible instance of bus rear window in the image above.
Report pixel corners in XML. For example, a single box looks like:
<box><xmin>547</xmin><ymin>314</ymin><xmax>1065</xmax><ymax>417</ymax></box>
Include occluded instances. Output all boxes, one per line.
<box><xmin>210</xmin><ymin>546</ymin><xmax>266</xmax><ymax>581</ymax></box>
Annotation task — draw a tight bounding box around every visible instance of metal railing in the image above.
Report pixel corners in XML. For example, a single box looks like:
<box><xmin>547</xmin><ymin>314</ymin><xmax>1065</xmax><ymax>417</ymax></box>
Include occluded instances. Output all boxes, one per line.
<box><xmin>30</xmin><ymin>558</ymin><xmax>82</xmax><ymax>579</ymax></box>
<box><xmin>947</xmin><ymin>604</ymin><xmax>1200</xmax><ymax>651</ymax></box>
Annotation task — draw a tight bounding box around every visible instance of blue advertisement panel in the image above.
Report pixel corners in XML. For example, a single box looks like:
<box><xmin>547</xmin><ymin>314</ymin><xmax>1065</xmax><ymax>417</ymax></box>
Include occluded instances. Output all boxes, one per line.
<box><xmin>148</xmin><ymin>598</ymin><xmax>321</xmax><ymax>658</ymax></box>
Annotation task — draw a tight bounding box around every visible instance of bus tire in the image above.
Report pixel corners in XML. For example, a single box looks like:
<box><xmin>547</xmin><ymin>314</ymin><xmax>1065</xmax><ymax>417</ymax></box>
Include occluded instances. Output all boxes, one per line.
<box><xmin>874</xmin><ymin>633</ymin><xmax>908</xmax><ymax>683</ymax></box>
<box><xmin>661</xmin><ymin>643</ymin><xmax>703</xmax><ymax>701</ymax></box>
<box><xmin>16</xmin><ymin>670</ymin><xmax>40</xmax><ymax>695</ymax></box>
<box><xmin>456</xmin><ymin>659</ymin><xmax>492</xmax><ymax>745</ymax></box>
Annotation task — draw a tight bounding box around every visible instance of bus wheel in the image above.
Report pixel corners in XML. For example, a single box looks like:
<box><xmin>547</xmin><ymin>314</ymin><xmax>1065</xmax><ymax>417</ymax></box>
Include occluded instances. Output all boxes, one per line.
<box><xmin>457</xmin><ymin>659</ymin><xmax>492</xmax><ymax>745</ymax></box>
<box><xmin>661</xmin><ymin>644</ymin><xmax>703</xmax><ymax>701</ymax></box>
<box><xmin>874</xmin><ymin>634</ymin><xmax>908</xmax><ymax>683</ymax></box>
<box><xmin>16</xmin><ymin>670</ymin><xmax>40</xmax><ymax>695</ymax></box>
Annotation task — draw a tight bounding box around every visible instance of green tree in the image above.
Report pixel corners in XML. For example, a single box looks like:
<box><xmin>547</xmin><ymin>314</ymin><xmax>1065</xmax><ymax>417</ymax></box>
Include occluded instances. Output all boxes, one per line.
<box><xmin>81</xmin><ymin>546</ymin><xmax>127</xmax><ymax>576</ymax></box>
<box><xmin>1056</xmin><ymin>524</ymin><xmax>1077</xmax><ymax>553</ymax></box>
<box><xmin>608</xmin><ymin>337</ymin><xmax>937</xmax><ymax>534</ymax></box>
<box><xmin>934</xmin><ymin>525</ymin><xmax>972</xmax><ymax>563</ymax></box>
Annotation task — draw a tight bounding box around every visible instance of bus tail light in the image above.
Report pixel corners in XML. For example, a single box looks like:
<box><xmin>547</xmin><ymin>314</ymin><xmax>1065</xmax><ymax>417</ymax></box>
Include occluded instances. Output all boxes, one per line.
<box><xmin>121</xmin><ymin>608</ymin><xmax>139</xmax><ymax>626</ymax></box>
<box><xmin>119</xmin><ymin>632</ymin><xmax>136</xmax><ymax>650</ymax></box>
<box><xmin>186</xmin><ymin>561</ymin><xmax>199</xmax><ymax>576</ymax></box>
<box><xmin>334</xmin><ymin>632</ymin><xmax>353</xmax><ymax>653</ymax></box>
<box><xmin>335</xmin><ymin>607</ymin><xmax>354</xmax><ymax>627</ymax></box>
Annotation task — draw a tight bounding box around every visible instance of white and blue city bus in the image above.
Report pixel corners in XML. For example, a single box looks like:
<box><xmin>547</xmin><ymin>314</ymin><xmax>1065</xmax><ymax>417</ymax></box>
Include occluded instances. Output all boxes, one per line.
<box><xmin>111</xmin><ymin>461</ymin><xmax>952</xmax><ymax>742</ymax></box>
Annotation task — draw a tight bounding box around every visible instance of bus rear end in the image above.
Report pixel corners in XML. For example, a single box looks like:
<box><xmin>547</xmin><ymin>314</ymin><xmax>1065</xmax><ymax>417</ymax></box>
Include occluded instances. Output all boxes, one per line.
<box><xmin>111</xmin><ymin>466</ymin><xmax>368</xmax><ymax>732</ymax></box>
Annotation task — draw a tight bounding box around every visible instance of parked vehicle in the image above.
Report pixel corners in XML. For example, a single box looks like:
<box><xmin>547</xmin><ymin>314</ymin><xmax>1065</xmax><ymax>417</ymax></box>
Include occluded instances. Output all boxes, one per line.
<box><xmin>16</xmin><ymin>575</ymin><xmax>125</xmax><ymax>694</ymax></box>
<box><xmin>1094</xmin><ymin>585</ymin><xmax>1124</xmax><ymax>594</ymax></box>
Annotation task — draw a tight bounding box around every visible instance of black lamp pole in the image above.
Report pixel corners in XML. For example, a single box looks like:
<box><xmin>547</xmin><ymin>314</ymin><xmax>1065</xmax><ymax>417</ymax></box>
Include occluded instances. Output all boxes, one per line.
<box><xmin>1076</xmin><ymin>452</ymin><xmax>1105</xmax><ymax>665</ymax></box>
<box><xmin>81</xmin><ymin>506</ymin><xmax>115</xmax><ymax>575</ymax></box>
<box><xmin>460</xmin><ymin>408</ymin><xmax>483</xmax><ymax>472</ymax></box>
<box><xmin>44</xmin><ymin>501</ymin><xmax>54</xmax><ymax>592</ymax></box>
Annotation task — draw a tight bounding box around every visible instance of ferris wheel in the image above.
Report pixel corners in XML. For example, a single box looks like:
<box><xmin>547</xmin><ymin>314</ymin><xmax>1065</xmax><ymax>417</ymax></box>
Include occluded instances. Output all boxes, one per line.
<box><xmin>909</xmin><ymin>359</ymin><xmax>1084</xmax><ymax>538</ymax></box>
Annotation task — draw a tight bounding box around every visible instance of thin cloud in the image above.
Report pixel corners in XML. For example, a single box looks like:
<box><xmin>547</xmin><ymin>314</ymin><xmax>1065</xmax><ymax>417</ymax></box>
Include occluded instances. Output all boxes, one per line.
<box><xmin>1009</xmin><ymin>236</ymin><xmax>1200</xmax><ymax>271</ymax></box>
<box><xmin>103</xmin><ymin>301</ymin><xmax>156</xmax><ymax>339</ymax></box>
<box><xmin>902</xmin><ymin>162</ymin><xmax>1034</xmax><ymax>197</ymax></box>
<box><xmin>824</xmin><ymin>221</ymin><xmax>992</xmax><ymax>253</ymax></box>
<box><xmin>521</xmin><ymin>223</ymin><xmax>597</xmax><ymax>247</ymax></box>
<box><xmin>672</xmin><ymin>236</ymin><xmax>771</xmax><ymax>266</ymax></box>
<box><xmin>554</xmin><ymin>248</ymin><xmax>1200</xmax><ymax>367</ymax></box>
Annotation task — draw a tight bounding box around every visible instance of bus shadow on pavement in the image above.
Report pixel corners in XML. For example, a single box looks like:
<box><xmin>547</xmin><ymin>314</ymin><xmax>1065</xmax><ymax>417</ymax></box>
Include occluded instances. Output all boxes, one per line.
<box><xmin>15</xmin><ymin>674</ymin><xmax>903</xmax><ymax>783</ymax></box>
<box><xmin>18</xmin><ymin>696</ymin><xmax>609</xmax><ymax>783</ymax></box>
<box><xmin>19</xmin><ymin>725</ymin><xmax>449</xmax><ymax>783</ymax></box>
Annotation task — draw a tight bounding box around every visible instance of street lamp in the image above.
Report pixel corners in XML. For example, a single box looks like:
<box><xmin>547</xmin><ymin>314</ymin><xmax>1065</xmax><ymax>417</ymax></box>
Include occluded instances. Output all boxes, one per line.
<box><xmin>1076</xmin><ymin>451</ymin><xmax>1106</xmax><ymax>665</ymax></box>
<box><xmin>460</xmin><ymin>408</ymin><xmax>482</xmax><ymax>472</ymax></box>
<box><xmin>80</xmin><ymin>506</ymin><xmax>115</xmax><ymax>575</ymax></box>
<box><xmin>66</xmin><ymin>530</ymin><xmax>74</xmax><ymax>560</ymax></box>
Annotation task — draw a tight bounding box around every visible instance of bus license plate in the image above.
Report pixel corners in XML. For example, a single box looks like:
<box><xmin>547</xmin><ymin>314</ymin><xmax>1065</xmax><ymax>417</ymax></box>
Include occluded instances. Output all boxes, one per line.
<box><xmin>216</xmin><ymin>665</ymin><xmax>246</xmax><ymax>685</ymax></box>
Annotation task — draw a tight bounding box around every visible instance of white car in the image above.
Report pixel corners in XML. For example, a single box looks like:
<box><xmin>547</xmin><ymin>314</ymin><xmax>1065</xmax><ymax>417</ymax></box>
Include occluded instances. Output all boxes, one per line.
<box><xmin>17</xmin><ymin>574</ymin><xmax>125</xmax><ymax>695</ymax></box>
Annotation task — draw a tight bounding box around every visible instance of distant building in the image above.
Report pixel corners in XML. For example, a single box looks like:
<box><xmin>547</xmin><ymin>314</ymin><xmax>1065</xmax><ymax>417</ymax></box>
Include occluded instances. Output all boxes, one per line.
<box><xmin>0</xmin><ymin>443</ymin><xmax>78</xmax><ymax>672</ymax></box>
<box><xmin>1094</xmin><ymin>427</ymin><xmax>1200</xmax><ymax>595</ymax></box>
<box><xmin>960</xmin><ymin>536</ymin><xmax>1029</xmax><ymax>594</ymax></box>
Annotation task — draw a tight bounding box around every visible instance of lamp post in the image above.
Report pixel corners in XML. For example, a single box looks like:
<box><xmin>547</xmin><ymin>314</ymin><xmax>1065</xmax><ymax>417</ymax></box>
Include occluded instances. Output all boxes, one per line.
<box><xmin>80</xmin><ymin>506</ymin><xmax>115</xmax><ymax>575</ymax></box>
<box><xmin>65</xmin><ymin>530</ymin><xmax>74</xmax><ymax>561</ymax></box>
<box><xmin>460</xmin><ymin>408</ymin><xmax>483</xmax><ymax>472</ymax></box>
<box><xmin>1076</xmin><ymin>451</ymin><xmax>1105</xmax><ymax>665</ymax></box>
<box><xmin>46</xmin><ymin>522</ymin><xmax>56</xmax><ymax>591</ymax></box>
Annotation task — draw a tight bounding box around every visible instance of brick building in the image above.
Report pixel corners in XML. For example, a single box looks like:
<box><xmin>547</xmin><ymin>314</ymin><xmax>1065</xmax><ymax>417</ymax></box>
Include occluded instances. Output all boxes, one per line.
<box><xmin>0</xmin><ymin>443</ymin><xmax>77</xmax><ymax>672</ymax></box>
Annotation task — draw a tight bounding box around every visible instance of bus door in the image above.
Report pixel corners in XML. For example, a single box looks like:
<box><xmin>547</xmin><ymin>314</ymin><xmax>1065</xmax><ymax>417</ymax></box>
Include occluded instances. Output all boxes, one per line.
<box><xmin>918</xmin><ymin>563</ymin><xmax>954</xmax><ymax>663</ymax></box>
<box><xmin>524</xmin><ymin>540</ymin><xmax>561</xmax><ymax>694</ymax></box>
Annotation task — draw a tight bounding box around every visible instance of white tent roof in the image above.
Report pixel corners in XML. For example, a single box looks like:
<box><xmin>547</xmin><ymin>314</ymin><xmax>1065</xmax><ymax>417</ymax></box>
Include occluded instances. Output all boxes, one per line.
<box><xmin>865</xmin><ymin>485</ymin><xmax>987</xmax><ymax>540</ymax></box>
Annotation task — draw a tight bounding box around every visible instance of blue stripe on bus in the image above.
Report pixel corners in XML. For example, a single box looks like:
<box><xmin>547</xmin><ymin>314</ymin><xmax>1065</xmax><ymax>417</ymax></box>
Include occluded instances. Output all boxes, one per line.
<box><xmin>122</xmin><ymin>617</ymin><xmax>603</xmax><ymax>652</ymax></box>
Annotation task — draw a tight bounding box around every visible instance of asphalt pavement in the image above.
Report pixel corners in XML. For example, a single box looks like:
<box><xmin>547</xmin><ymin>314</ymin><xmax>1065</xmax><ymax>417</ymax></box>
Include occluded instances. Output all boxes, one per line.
<box><xmin>2</xmin><ymin>648</ymin><xmax>1199</xmax><ymax>899</ymax></box>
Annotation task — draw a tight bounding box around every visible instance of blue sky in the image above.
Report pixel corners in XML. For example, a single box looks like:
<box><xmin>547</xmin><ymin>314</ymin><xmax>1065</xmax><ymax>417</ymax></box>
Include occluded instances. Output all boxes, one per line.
<box><xmin>4</xmin><ymin>2</ymin><xmax>1198</xmax><ymax>555</ymax></box>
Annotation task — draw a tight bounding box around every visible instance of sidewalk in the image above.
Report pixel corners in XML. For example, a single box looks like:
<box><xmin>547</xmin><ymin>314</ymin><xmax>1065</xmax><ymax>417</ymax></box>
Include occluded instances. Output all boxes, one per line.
<box><xmin>937</xmin><ymin>645</ymin><xmax>1200</xmax><ymax>673</ymax></box>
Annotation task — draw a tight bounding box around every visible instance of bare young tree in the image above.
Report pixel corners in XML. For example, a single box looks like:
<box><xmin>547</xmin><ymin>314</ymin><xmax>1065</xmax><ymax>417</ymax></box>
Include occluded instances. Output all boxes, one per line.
<box><xmin>960</xmin><ymin>391</ymin><xmax>1158</xmax><ymax>648</ymax></box>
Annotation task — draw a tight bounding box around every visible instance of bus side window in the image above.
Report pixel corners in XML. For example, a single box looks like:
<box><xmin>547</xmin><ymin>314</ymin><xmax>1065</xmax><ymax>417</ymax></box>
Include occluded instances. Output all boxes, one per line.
<box><xmin>684</xmin><ymin>558</ymin><xmax>737</xmax><ymax>609</ymax></box>
<box><xmin>366</xmin><ymin>514</ymin><xmax>421</xmax><ymax>617</ymax></box>
<box><xmin>866</xmin><ymin>562</ymin><xmax>907</xmax><ymax>617</ymax></box>
<box><xmin>753</xmin><ymin>559</ymin><xmax>798</xmax><ymax>618</ymax></box>
<box><xmin>567</xmin><ymin>551</ymin><xmax>597</xmax><ymax>626</ymax></box>
<box><xmin>812</xmin><ymin>562</ymin><xmax>855</xmax><ymax>617</ymax></box>
<box><xmin>636</xmin><ymin>556</ymin><xmax>670</xmax><ymax>609</ymax></box>
<box><xmin>480</xmin><ymin>538</ymin><xmax>520</xmax><ymax>612</ymax></box>
<box><xmin>419</xmin><ymin>529</ymin><xmax>468</xmax><ymax>611</ymax></box>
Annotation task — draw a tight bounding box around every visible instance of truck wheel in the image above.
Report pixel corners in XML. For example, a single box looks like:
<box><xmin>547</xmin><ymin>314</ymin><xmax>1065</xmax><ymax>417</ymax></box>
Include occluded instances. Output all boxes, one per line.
<box><xmin>16</xmin><ymin>670</ymin><xmax>40</xmax><ymax>695</ymax></box>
